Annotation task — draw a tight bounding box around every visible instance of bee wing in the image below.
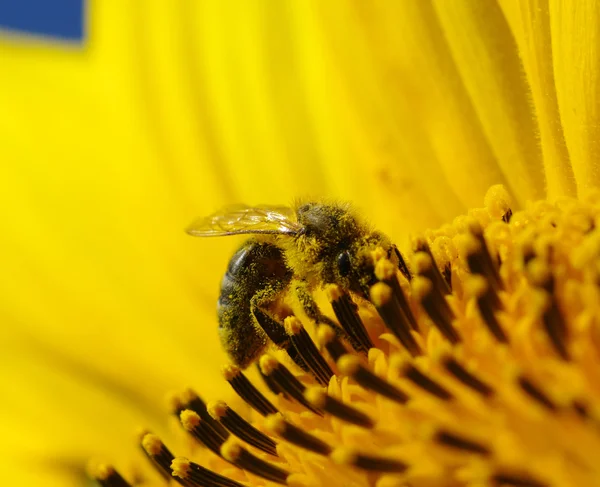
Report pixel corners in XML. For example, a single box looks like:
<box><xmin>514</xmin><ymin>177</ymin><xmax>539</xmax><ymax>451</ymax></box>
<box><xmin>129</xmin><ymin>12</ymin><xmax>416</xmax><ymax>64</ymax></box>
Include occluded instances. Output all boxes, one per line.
<box><xmin>186</xmin><ymin>204</ymin><xmax>304</xmax><ymax>237</ymax></box>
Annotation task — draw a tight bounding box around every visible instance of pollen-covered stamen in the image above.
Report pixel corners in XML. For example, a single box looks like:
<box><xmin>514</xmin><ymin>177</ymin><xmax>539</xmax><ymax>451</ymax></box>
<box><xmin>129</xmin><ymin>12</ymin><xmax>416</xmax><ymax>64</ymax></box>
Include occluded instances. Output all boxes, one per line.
<box><xmin>208</xmin><ymin>400</ymin><xmax>278</xmax><ymax>456</ymax></box>
<box><xmin>370</xmin><ymin>281</ymin><xmax>422</xmax><ymax>357</ymax></box>
<box><xmin>141</xmin><ymin>434</ymin><xmax>184</xmax><ymax>484</ymax></box>
<box><xmin>265</xmin><ymin>413</ymin><xmax>333</xmax><ymax>455</ymax></box>
<box><xmin>316</xmin><ymin>324</ymin><xmax>348</xmax><ymax>362</ymax></box>
<box><xmin>464</xmin><ymin>274</ymin><xmax>508</xmax><ymax>343</ymax></box>
<box><xmin>180</xmin><ymin>409</ymin><xmax>228</xmax><ymax>457</ymax></box>
<box><xmin>374</xmin><ymin>257</ymin><xmax>419</xmax><ymax>331</ymax></box>
<box><xmin>518</xmin><ymin>376</ymin><xmax>558</xmax><ymax>412</ymax></box>
<box><xmin>330</xmin><ymin>448</ymin><xmax>408</xmax><ymax>473</ymax></box>
<box><xmin>413</xmin><ymin>238</ymin><xmax>451</xmax><ymax>295</ymax></box>
<box><xmin>259</xmin><ymin>355</ymin><xmax>322</xmax><ymax>415</ymax></box>
<box><xmin>442</xmin><ymin>356</ymin><xmax>494</xmax><ymax>397</ymax></box>
<box><xmin>304</xmin><ymin>386</ymin><xmax>374</xmax><ymax>428</ymax></box>
<box><xmin>222</xmin><ymin>364</ymin><xmax>279</xmax><ymax>417</ymax></box>
<box><xmin>463</xmin><ymin>223</ymin><xmax>504</xmax><ymax>293</ymax></box>
<box><xmin>527</xmin><ymin>259</ymin><xmax>570</xmax><ymax>360</ymax></box>
<box><xmin>337</xmin><ymin>354</ymin><xmax>409</xmax><ymax>404</ymax></box>
<box><xmin>221</xmin><ymin>439</ymin><xmax>289</xmax><ymax>485</ymax></box>
<box><xmin>173</xmin><ymin>388</ymin><xmax>230</xmax><ymax>440</ymax></box>
<box><xmin>400</xmin><ymin>363</ymin><xmax>454</xmax><ymax>401</ymax></box>
<box><xmin>326</xmin><ymin>284</ymin><xmax>373</xmax><ymax>353</ymax></box>
<box><xmin>87</xmin><ymin>463</ymin><xmax>132</xmax><ymax>487</ymax></box>
<box><xmin>253</xmin><ymin>307</ymin><xmax>308</xmax><ymax>372</ymax></box>
<box><xmin>171</xmin><ymin>457</ymin><xmax>245</xmax><ymax>487</ymax></box>
<box><xmin>434</xmin><ymin>430</ymin><xmax>491</xmax><ymax>455</ymax></box>
<box><xmin>412</xmin><ymin>273</ymin><xmax>460</xmax><ymax>344</ymax></box>
<box><xmin>284</xmin><ymin>316</ymin><xmax>334</xmax><ymax>386</ymax></box>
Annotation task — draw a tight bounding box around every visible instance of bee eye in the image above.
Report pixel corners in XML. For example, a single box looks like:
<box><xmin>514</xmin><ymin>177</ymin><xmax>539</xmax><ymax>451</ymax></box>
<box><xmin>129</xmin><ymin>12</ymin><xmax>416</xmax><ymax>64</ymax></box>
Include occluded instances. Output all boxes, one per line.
<box><xmin>337</xmin><ymin>251</ymin><xmax>352</xmax><ymax>277</ymax></box>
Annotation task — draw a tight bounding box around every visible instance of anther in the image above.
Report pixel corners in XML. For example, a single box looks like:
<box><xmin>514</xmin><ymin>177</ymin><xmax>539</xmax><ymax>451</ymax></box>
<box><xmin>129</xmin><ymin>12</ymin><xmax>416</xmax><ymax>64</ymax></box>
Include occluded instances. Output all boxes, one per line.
<box><xmin>175</xmin><ymin>388</ymin><xmax>230</xmax><ymax>440</ymax></box>
<box><xmin>316</xmin><ymin>325</ymin><xmax>349</xmax><ymax>362</ymax></box>
<box><xmin>389</xmin><ymin>244</ymin><xmax>412</xmax><ymax>281</ymax></box>
<box><xmin>402</xmin><ymin>364</ymin><xmax>454</xmax><ymax>400</ymax></box>
<box><xmin>171</xmin><ymin>457</ymin><xmax>245</xmax><ymax>487</ymax></box>
<box><xmin>374</xmin><ymin>258</ymin><xmax>419</xmax><ymax>331</ymax></box>
<box><xmin>442</xmin><ymin>356</ymin><xmax>494</xmax><ymax>397</ymax></box>
<box><xmin>330</xmin><ymin>448</ymin><xmax>408</xmax><ymax>473</ymax></box>
<box><xmin>327</xmin><ymin>285</ymin><xmax>373</xmax><ymax>353</ymax></box>
<box><xmin>259</xmin><ymin>355</ymin><xmax>322</xmax><ymax>415</ymax></box>
<box><xmin>413</xmin><ymin>239</ymin><xmax>451</xmax><ymax>295</ymax></box>
<box><xmin>464</xmin><ymin>275</ymin><xmax>508</xmax><ymax>343</ymax></box>
<box><xmin>434</xmin><ymin>430</ymin><xmax>491</xmax><ymax>455</ymax></box>
<box><xmin>265</xmin><ymin>414</ymin><xmax>333</xmax><ymax>455</ymax></box>
<box><xmin>517</xmin><ymin>376</ymin><xmax>557</xmax><ymax>412</ymax></box>
<box><xmin>222</xmin><ymin>364</ymin><xmax>279</xmax><ymax>417</ymax></box>
<box><xmin>141</xmin><ymin>434</ymin><xmax>183</xmax><ymax>484</ymax></box>
<box><xmin>221</xmin><ymin>439</ymin><xmax>289</xmax><ymax>485</ymax></box>
<box><xmin>252</xmin><ymin>307</ymin><xmax>308</xmax><ymax>372</ymax></box>
<box><xmin>285</xmin><ymin>316</ymin><xmax>334</xmax><ymax>386</ymax></box>
<box><xmin>463</xmin><ymin>225</ymin><xmax>503</xmax><ymax>293</ymax></box>
<box><xmin>87</xmin><ymin>463</ymin><xmax>132</xmax><ymax>487</ymax></box>
<box><xmin>180</xmin><ymin>409</ymin><xmax>228</xmax><ymax>457</ymax></box>
<box><xmin>208</xmin><ymin>400</ymin><xmax>278</xmax><ymax>456</ymax></box>
<box><xmin>370</xmin><ymin>281</ymin><xmax>422</xmax><ymax>357</ymax></box>
<box><xmin>337</xmin><ymin>354</ymin><xmax>409</xmax><ymax>404</ymax></box>
<box><xmin>304</xmin><ymin>386</ymin><xmax>374</xmax><ymax>428</ymax></box>
<box><xmin>412</xmin><ymin>275</ymin><xmax>460</xmax><ymax>344</ymax></box>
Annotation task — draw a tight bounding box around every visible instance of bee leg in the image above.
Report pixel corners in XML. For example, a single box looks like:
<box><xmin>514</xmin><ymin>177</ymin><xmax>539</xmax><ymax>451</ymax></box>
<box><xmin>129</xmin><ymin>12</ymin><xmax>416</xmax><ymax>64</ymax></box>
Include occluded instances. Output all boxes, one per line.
<box><xmin>250</xmin><ymin>288</ymin><xmax>308</xmax><ymax>372</ymax></box>
<box><xmin>389</xmin><ymin>244</ymin><xmax>412</xmax><ymax>281</ymax></box>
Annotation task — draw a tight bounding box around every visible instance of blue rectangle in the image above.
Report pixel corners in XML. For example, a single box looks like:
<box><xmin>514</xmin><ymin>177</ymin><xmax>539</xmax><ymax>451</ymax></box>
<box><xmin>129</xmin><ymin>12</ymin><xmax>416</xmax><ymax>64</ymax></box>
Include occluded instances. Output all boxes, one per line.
<box><xmin>0</xmin><ymin>0</ymin><xmax>85</xmax><ymax>42</ymax></box>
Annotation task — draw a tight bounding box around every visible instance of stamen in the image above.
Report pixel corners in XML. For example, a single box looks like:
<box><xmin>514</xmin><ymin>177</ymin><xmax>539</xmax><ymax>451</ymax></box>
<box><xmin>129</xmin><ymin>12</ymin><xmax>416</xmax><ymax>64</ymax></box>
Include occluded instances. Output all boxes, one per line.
<box><xmin>463</xmin><ymin>223</ymin><xmax>503</xmax><ymax>293</ymax></box>
<box><xmin>171</xmin><ymin>457</ymin><xmax>245</xmax><ymax>487</ymax></box>
<box><xmin>141</xmin><ymin>434</ymin><xmax>183</xmax><ymax>484</ymax></box>
<box><xmin>253</xmin><ymin>306</ymin><xmax>308</xmax><ymax>372</ymax></box>
<box><xmin>370</xmin><ymin>281</ymin><xmax>422</xmax><ymax>357</ymax></box>
<box><xmin>180</xmin><ymin>409</ymin><xmax>228</xmax><ymax>457</ymax></box>
<box><xmin>222</xmin><ymin>364</ymin><xmax>279</xmax><ymax>417</ymax></box>
<box><xmin>87</xmin><ymin>463</ymin><xmax>132</xmax><ymax>487</ymax></box>
<box><xmin>221</xmin><ymin>439</ymin><xmax>289</xmax><ymax>485</ymax></box>
<box><xmin>401</xmin><ymin>363</ymin><xmax>454</xmax><ymax>400</ymax></box>
<box><xmin>304</xmin><ymin>386</ymin><xmax>374</xmax><ymax>428</ymax></box>
<box><xmin>528</xmin><ymin>260</ymin><xmax>570</xmax><ymax>360</ymax></box>
<box><xmin>517</xmin><ymin>376</ymin><xmax>557</xmax><ymax>412</ymax></box>
<box><xmin>265</xmin><ymin>413</ymin><xmax>333</xmax><ymax>455</ymax></box>
<box><xmin>442</xmin><ymin>356</ymin><xmax>494</xmax><ymax>397</ymax></box>
<box><xmin>316</xmin><ymin>325</ymin><xmax>349</xmax><ymax>362</ymax></box>
<box><xmin>464</xmin><ymin>274</ymin><xmax>508</xmax><ymax>343</ymax></box>
<box><xmin>327</xmin><ymin>284</ymin><xmax>373</xmax><ymax>353</ymax></box>
<box><xmin>258</xmin><ymin>355</ymin><xmax>322</xmax><ymax>415</ymax></box>
<box><xmin>412</xmin><ymin>273</ymin><xmax>461</xmax><ymax>344</ymax></box>
<box><xmin>413</xmin><ymin>239</ymin><xmax>451</xmax><ymax>295</ymax></box>
<box><xmin>374</xmin><ymin>258</ymin><xmax>419</xmax><ymax>331</ymax></box>
<box><xmin>174</xmin><ymin>388</ymin><xmax>230</xmax><ymax>440</ymax></box>
<box><xmin>337</xmin><ymin>354</ymin><xmax>409</xmax><ymax>404</ymax></box>
<box><xmin>434</xmin><ymin>430</ymin><xmax>491</xmax><ymax>455</ymax></box>
<box><xmin>208</xmin><ymin>400</ymin><xmax>278</xmax><ymax>456</ymax></box>
<box><xmin>330</xmin><ymin>448</ymin><xmax>408</xmax><ymax>473</ymax></box>
<box><xmin>284</xmin><ymin>316</ymin><xmax>334</xmax><ymax>386</ymax></box>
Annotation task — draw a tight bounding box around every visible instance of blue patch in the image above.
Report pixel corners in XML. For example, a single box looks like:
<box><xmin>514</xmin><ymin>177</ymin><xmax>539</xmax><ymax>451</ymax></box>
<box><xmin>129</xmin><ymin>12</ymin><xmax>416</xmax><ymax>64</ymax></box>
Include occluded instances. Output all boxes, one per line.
<box><xmin>0</xmin><ymin>0</ymin><xmax>85</xmax><ymax>42</ymax></box>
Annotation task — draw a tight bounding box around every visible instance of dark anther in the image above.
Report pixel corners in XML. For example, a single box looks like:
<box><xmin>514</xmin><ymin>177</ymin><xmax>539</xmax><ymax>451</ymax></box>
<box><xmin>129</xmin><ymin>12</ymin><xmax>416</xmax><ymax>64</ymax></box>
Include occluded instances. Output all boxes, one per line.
<box><xmin>328</xmin><ymin>285</ymin><xmax>373</xmax><ymax>353</ymax></box>
<box><xmin>222</xmin><ymin>365</ymin><xmax>279</xmax><ymax>417</ymax></box>
<box><xmin>402</xmin><ymin>364</ymin><xmax>454</xmax><ymax>401</ymax></box>
<box><xmin>442</xmin><ymin>357</ymin><xmax>494</xmax><ymax>397</ymax></box>
<box><xmin>518</xmin><ymin>376</ymin><xmax>557</xmax><ymax>412</ymax></box>
<box><xmin>435</xmin><ymin>430</ymin><xmax>490</xmax><ymax>455</ymax></box>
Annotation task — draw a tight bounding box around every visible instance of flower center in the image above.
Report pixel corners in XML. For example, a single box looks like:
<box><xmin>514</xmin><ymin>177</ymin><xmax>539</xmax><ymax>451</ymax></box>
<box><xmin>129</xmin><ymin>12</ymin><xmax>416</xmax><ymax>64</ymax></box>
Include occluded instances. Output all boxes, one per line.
<box><xmin>89</xmin><ymin>185</ymin><xmax>600</xmax><ymax>487</ymax></box>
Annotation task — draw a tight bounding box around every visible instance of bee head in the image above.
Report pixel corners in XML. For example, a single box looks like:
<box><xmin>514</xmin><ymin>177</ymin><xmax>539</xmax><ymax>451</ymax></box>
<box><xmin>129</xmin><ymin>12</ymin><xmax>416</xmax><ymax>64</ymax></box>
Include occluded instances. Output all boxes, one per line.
<box><xmin>294</xmin><ymin>203</ymin><xmax>391</xmax><ymax>295</ymax></box>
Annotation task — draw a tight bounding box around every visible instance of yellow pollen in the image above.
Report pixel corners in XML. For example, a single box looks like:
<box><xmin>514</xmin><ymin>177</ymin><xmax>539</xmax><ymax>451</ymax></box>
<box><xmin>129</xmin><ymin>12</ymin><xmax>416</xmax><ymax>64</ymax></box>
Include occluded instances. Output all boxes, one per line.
<box><xmin>141</xmin><ymin>433</ymin><xmax>162</xmax><ymax>456</ymax></box>
<box><xmin>329</xmin><ymin>448</ymin><xmax>356</xmax><ymax>466</ymax></box>
<box><xmin>410</xmin><ymin>275</ymin><xmax>433</xmax><ymax>300</ymax></box>
<box><xmin>284</xmin><ymin>315</ymin><xmax>303</xmax><ymax>335</ymax></box>
<box><xmin>325</xmin><ymin>283</ymin><xmax>343</xmax><ymax>301</ymax></box>
<box><xmin>170</xmin><ymin>457</ymin><xmax>191</xmax><ymax>479</ymax></box>
<box><xmin>220</xmin><ymin>438</ymin><xmax>242</xmax><ymax>462</ymax></box>
<box><xmin>374</xmin><ymin>258</ymin><xmax>396</xmax><ymax>281</ymax></box>
<box><xmin>86</xmin><ymin>462</ymin><xmax>114</xmax><ymax>481</ymax></box>
<box><xmin>264</xmin><ymin>413</ymin><xmax>287</xmax><ymax>435</ymax></box>
<box><xmin>336</xmin><ymin>354</ymin><xmax>361</xmax><ymax>375</ymax></box>
<box><xmin>180</xmin><ymin>409</ymin><xmax>200</xmax><ymax>431</ymax></box>
<box><xmin>304</xmin><ymin>386</ymin><xmax>327</xmax><ymax>408</ymax></box>
<box><xmin>258</xmin><ymin>354</ymin><xmax>278</xmax><ymax>375</ymax></box>
<box><xmin>207</xmin><ymin>400</ymin><xmax>228</xmax><ymax>420</ymax></box>
<box><xmin>316</xmin><ymin>324</ymin><xmax>336</xmax><ymax>346</ymax></box>
<box><xmin>221</xmin><ymin>363</ymin><xmax>240</xmax><ymax>381</ymax></box>
<box><xmin>369</xmin><ymin>281</ymin><xmax>393</xmax><ymax>307</ymax></box>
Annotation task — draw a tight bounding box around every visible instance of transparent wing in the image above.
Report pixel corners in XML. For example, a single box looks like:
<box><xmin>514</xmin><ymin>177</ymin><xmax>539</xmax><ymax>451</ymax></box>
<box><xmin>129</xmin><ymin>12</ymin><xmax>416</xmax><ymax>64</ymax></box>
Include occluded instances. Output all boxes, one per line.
<box><xmin>186</xmin><ymin>204</ymin><xmax>304</xmax><ymax>237</ymax></box>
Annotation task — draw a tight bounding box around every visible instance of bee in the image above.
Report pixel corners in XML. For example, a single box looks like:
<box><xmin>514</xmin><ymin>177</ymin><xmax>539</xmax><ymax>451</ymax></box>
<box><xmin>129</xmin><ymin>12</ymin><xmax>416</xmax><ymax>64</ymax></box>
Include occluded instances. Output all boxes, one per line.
<box><xmin>187</xmin><ymin>202</ymin><xmax>398</xmax><ymax>368</ymax></box>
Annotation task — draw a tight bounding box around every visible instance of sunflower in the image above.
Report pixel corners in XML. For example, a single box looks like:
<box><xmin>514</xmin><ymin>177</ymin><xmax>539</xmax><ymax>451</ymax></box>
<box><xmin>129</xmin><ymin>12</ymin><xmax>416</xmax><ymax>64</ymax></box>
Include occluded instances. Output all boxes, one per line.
<box><xmin>1</xmin><ymin>1</ymin><xmax>598</xmax><ymax>486</ymax></box>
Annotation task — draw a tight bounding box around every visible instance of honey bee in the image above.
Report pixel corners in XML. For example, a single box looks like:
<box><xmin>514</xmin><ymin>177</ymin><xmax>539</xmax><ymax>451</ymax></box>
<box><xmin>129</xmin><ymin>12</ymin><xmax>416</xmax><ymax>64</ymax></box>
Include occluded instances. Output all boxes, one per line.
<box><xmin>187</xmin><ymin>202</ymin><xmax>398</xmax><ymax>368</ymax></box>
